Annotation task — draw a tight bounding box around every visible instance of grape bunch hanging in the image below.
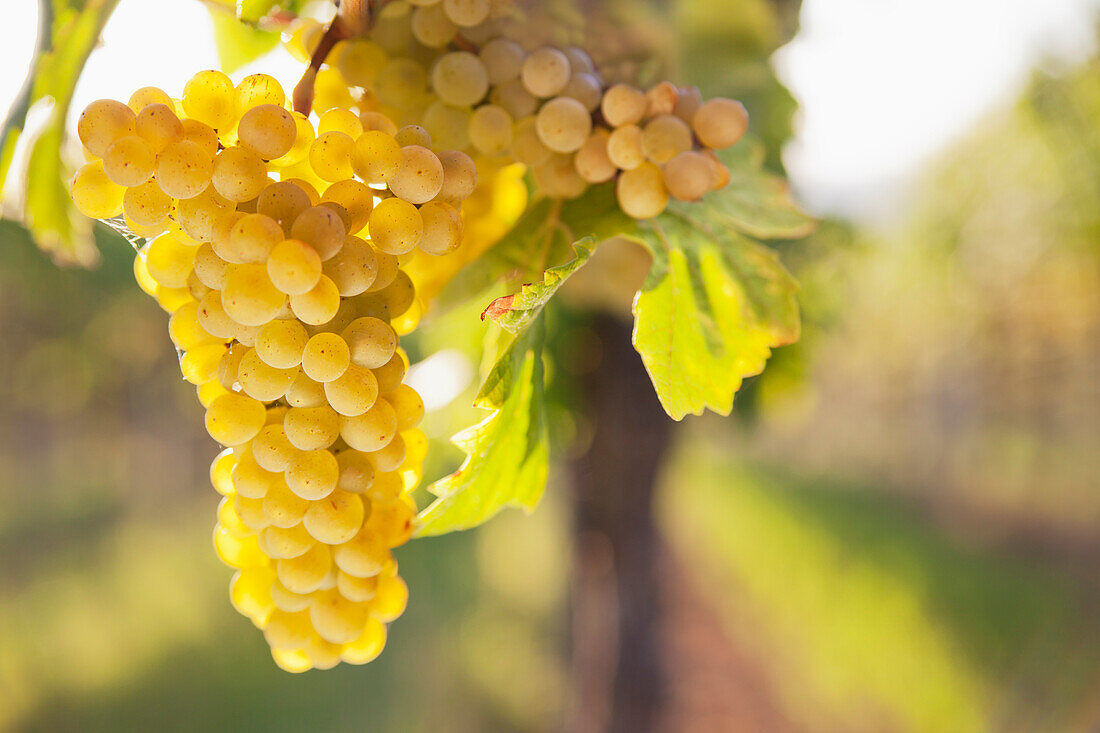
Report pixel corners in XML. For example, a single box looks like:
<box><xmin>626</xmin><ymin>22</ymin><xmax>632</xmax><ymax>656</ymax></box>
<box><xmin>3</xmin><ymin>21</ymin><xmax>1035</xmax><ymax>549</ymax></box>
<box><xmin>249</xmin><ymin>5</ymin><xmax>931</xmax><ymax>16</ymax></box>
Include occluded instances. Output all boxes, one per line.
<box><xmin>68</xmin><ymin>0</ymin><xmax>752</xmax><ymax>672</ymax></box>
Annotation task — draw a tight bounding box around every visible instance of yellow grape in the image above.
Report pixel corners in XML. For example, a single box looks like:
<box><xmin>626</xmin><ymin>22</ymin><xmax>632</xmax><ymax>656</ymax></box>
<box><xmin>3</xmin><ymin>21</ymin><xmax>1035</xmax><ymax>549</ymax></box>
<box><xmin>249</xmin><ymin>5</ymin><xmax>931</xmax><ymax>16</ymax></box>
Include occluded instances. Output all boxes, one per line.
<box><xmin>324</xmin><ymin>236</ymin><xmax>379</xmax><ymax>297</ymax></box>
<box><xmin>77</xmin><ymin>99</ymin><xmax>136</xmax><ymax>157</ymax></box>
<box><xmin>573</xmin><ymin>129</ymin><xmax>616</xmax><ymax>183</ymax></box>
<box><xmin>222</xmin><ymin>263</ymin><xmax>287</xmax><ymax>326</ymax></box>
<box><xmin>601</xmin><ymin>83</ymin><xmax>647</xmax><ymax>127</ymax></box>
<box><xmin>301</xmin><ymin>332</ymin><xmax>351</xmax><ymax>383</ymax></box>
<box><xmin>304</xmin><ymin>490</ymin><xmax>366</xmax><ymax>546</ymax></box>
<box><xmin>417</xmin><ymin>200</ymin><xmax>462</xmax><ymax>255</ymax></box>
<box><xmin>641</xmin><ymin>114</ymin><xmax>693</xmax><ymax>165</ymax></box>
<box><xmin>276</xmin><ymin>542</ymin><xmax>332</xmax><ymax>594</ymax></box>
<box><xmin>238</xmin><ymin>104</ymin><xmax>297</xmax><ymax>160</ymax></box>
<box><xmin>127</xmin><ymin>86</ymin><xmax>173</xmax><ymax>114</ymax></box>
<box><xmin>325</xmin><ymin>364</ymin><xmax>379</xmax><ymax>417</ymax></box>
<box><xmin>616</xmin><ymin>161</ymin><xmax>669</xmax><ymax>219</ymax></box>
<box><xmin>286</xmin><ymin>449</ymin><xmax>340</xmax><ymax>500</ymax></box>
<box><xmin>267</xmin><ymin>239</ymin><xmax>323</xmax><ymax>295</ymax></box>
<box><xmin>436</xmin><ymin>149</ymin><xmax>477</xmax><ymax>202</ymax></box>
<box><xmin>236</xmin><ymin>73</ymin><xmax>286</xmax><ymax>112</ymax></box>
<box><xmin>336</xmin><ymin>450</ymin><xmax>376</xmax><ymax>493</ymax></box>
<box><xmin>536</xmin><ymin>96</ymin><xmax>592</xmax><ymax>154</ymax></box>
<box><xmin>212</xmin><ymin>146</ymin><xmax>270</xmax><ymax>202</ymax></box>
<box><xmin>237</xmin><ymin>348</ymin><xmax>299</xmax><ymax>401</ymax></box>
<box><xmin>606</xmin><ymin>123</ymin><xmax>645</xmax><ymax>170</ymax></box>
<box><xmin>367</xmin><ymin>197</ymin><xmax>423</xmax><ymax>255</ymax></box>
<box><xmin>182</xmin><ymin>70</ymin><xmax>236</xmax><ymax>130</ymax></box>
<box><xmin>284</xmin><ymin>405</ymin><xmax>342</xmax><ymax>451</ymax></box>
<box><xmin>289</xmin><ymin>275</ymin><xmax>341</xmax><ymax>325</ymax></box>
<box><xmin>693</xmin><ymin>97</ymin><xmax>749</xmax><ymax>150</ymax></box>
<box><xmin>291</xmin><ymin>206</ymin><xmax>346</xmax><ymax>261</ymax></box>
<box><xmin>255</xmin><ymin>319</ymin><xmax>309</xmax><ymax>369</ymax></box>
<box><xmin>258</xmin><ymin>180</ymin><xmax>312</xmax><ymax>234</ymax></box>
<box><xmin>135</xmin><ymin>103</ymin><xmax>183</xmax><ymax>154</ymax></box>
<box><xmin>309</xmin><ymin>131</ymin><xmax>355</xmax><ymax>182</ymax></box>
<box><xmin>388</xmin><ymin>145</ymin><xmax>443</xmax><ymax>205</ymax></box>
<box><xmin>70</xmin><ymin>160</ymin><xmax>125</xmax><ymax>219</ymax></box>
<box><xmin>340</xmin><ymin>398</ymin><xmax>397</xmax><ymax>452</ymax></box>
<box><xmin>205</xmin><ymin>392</ymin><xmax>266</xmax><ymax>446</ymax></box>
<box><xmin>520</xmin><ymin>46</ymin><xmax>571</xmax><ymax>98</ymax></box>
<box><xmin>352</xmin><ymin>130</ymin><xmax>402</xmax><ymax>184</ymax></box>
<box><xmin>155</xmin><ymin>140</ymin><xmax>213</xmax><ymax>199</ymax></box>
<box><xmin>321</xmin><ymin>179</ymin><xmax>373</xmax><ymax>233</ymax></box>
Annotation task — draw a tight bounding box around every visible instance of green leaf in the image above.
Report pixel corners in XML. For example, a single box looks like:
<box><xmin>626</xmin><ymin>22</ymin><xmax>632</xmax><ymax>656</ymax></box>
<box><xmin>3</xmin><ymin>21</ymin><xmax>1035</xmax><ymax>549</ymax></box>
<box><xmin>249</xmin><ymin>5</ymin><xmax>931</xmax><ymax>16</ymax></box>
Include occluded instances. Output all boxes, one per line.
<box><xmin>710</xmin><ymin>142</ymin><xmax>817</xmax><ymax>240</ymax></box>
<box><xmin>436</xmin><ymin>183</ymin><xmax>628</xmax><ymax>311</ymax></box>
<box><xmin>415</xmin><ymin>321</ymin><xmax>549</xmax><ymax>537</ymax></box>
<box><xmin>210</xmin><ymin>9</ymin><xmax>279</xmax><ymax>73</ymax></box>
<box><xmin>237</xmin><ymin>0</ymin><xmax>302</xmax><ymax>23</ymax></box>
<box><xmin>481</xmin><ymin>239</ymin><xmax>595</xmax><ymax>335</ymax></box>
<box><xmin>630</xmin><ymin>203</ymin><xmax>800</xmax><ymax>420</ymax></box>
<box><xmin>20</xmin><ymin>0</ymin><xmax>120</xmax><ymax>264</ymax></box>
<box><xmin>416</xmin><ymin>243</ymin><xmax>595</xmax><ymax>536</ymax></box>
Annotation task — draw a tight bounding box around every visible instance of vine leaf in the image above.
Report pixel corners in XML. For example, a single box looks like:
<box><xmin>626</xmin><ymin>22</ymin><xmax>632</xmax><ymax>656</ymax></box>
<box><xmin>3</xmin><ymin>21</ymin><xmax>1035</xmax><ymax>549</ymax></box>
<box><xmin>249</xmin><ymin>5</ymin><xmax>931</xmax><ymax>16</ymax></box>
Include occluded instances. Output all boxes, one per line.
<box><xmin>14</xmin><ymin>0</ymin><xmax>121</xmax><ymax>264</ymax></box>
<box><xmin>630</xmin><ymin>202</ymin><xmax>801</xmax><ymax>420</ymax></box>
<box><xmin>709</xmin><ymin>144</ymin><xmax>817</xmax><ymax>240</ymax></box>
<box><xmin>415</xmin><ymin>243</ymin><xmax>593</xmax><ymax>537</ymax></box>
<box><xmin>210</xmin><ymin>11</ymin><xmax>280</xmax><ymax>72</ymax></box>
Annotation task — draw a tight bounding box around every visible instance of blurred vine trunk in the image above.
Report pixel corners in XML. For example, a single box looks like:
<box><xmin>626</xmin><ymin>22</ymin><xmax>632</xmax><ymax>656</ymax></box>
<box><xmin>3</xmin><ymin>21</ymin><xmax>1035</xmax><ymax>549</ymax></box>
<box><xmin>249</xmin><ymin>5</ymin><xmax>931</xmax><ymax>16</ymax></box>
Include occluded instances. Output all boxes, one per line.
<box><xmin>568</xmin><ymin>313</ymin><xmax>672</xmax><ymax>733</ymax></box>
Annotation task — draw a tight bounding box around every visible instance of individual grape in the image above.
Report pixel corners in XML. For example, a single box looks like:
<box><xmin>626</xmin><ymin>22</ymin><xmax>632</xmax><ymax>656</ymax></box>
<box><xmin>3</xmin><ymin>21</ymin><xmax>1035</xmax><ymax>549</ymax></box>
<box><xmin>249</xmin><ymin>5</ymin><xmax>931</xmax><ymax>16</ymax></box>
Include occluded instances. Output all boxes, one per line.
<box><xmin>289</xmin><ymin>275</ymin><xmax>341</xmax><ymax>325</ymax></box>
<box><xmin>573</xmin><ymin>129</ymin><xmax>616</xmax><ymax>183</ymax></box>
<box><xmin>210</xmin><ymin>450</ymin><xmax>237</xmax><ymax>497</ymax></box>
<box><xmin>167</xmin><ymin>302</ymin><xmax>217</xmax><ymax>352</ymax></box>
<box><xmin>536</xmin><ymin>96</ymin><xmax>592</xmax><ymax>154</ymax></box>
<box><xmin>386</xmin><ymin>384</ymin><xmax>425</xmax><ymax>430</ymax></box>
<box><xmin>492</xmin><ymin>79</ymin><xmax>538</xmax><ymax>118</ymax></box>
<box><xmin>533</xmin><ymin>153</ymin><xmax>587</xmax><ymax>198</ymax></box>
<box><xmin>402</xmin><ymin>428</ymin><xmax>429</xmax><ymax>467</ymax></box>
<box><xmin>601</xmin><ymin>83</ymin><xmax>647</xmax><ymax>127</ymax></box>
<box><xmin>702</xmin><ymin>150</ymin><xmax>731</xmax><ymax>190</ymax></box>
<box><xmin>336</xmin><ymin>38</ymin><xmax>388</xmax><ymax>87</ymax></box>
<box><xmin>176</xmin><ymin>188</ymin><xmax>235</xmax><ymax>242</ymax></box>
<box><xmin>674</xmin><ymin>85</ymin><xmax>703</xmax><ymax>125</ymax></box>
<box><xmin>253</xmin><ymin>423</ymin><xmax>301</xmax><ymax>472</ymax></box>
<box><xmin>155</xmin><ymin>140</ymin><xmax>213</xmax><ymax>199</ymax></box>
<box><xmin>302</xmin><ymin>332</ymin><xmax>351</xmax><ymax>383</ymax></box>
<box><xmin>336</xmin><ymin>450</ymin><xmax>376</xmax><ymax>493</ymax></box>
<box><xmin>267</xmin><ymin>239</ymin><xmax>323</xmax><ymax>295</ymax></box>
<box><xmin>370</xmin><ymin>575</ymin><xmax>409</xmax><ymax>622</ymax></box>
<box><xmin>443</xmin><ymin>0</ymin><xmax>490</xmax><ymax>26</ymax></box>
<box><xmin>316</xmin><ymin>109</ymin><xmax>362</xmax><ymax>140</ymax></box>
<box><xmin>194</xmin><ymin>245</ymin><xmax>229</xmax><ymax>290</ymax></box>
<box><xmin>70</xmin><ymin>160</ymin><xmax>125</xmax><ymax>219</ymax></box>
<box><xmin>286</xmin><ymin>448</ymin><xmax>340</xmax><ymax>500</ymax></box>
<box><xmin>352</xmin><ymin>130</ymin><xmax>402</xmax><ymax>184</ymax></box>
<box><xmin>369</xmin><ymin>0</ymin><xmax>414</xmax><ymax>52</ymax></box>
<box><xmin>321</xmin><ymin>179</ymin><xmax>373</xmax><ymax>233</ymax></box>
<box><xmin>563</xmin><ymin>46</ymin><xmax>595</xmax><ymax>74</ymax></box>
<box><xmin>291</xmin><ymin>206</ymin><xmax>346</xmax><ymax>261</ymax></box>
<box><xmin>309</xmin><ymin>131</ymin><xmax>355</xmax><ymax>182</ymax></box>
<box><xmin>127</xmin><ymin>86</ymin><xmax>173</xmax><ymax>114</ymax></box>
<box><xmin>367</xmin><ymin>249</ymin><xmax>400</xmax><ymax>293</ymax></box>
<box><xmin>340</xmin><ymin>618</ymin><xmax>387</xmax><ymax>665</ymax></box>
<box><xmin>238</xmin><ymin>348</ymin><xmax>299</xmax><ymax>401</ymax></box>
<box><xmin>641</xmin><ymin>114</ymin><xmax>693</xmax><ymax>164</ymax></box>
<box><xmin>366</xmin><ymin>469</ymin><xmax>403</xmax><ymax>502</ymax></box>
<box><xmin>206</xmin><ymin>392</ymin><xmax>266</xmax><ymax>446</ymax></box>
<box><xmin>323</xmin><ymin>236</ymin><xmax>378</xmax><ymax>296</ymax></box>
<box><xmin>374</xmin><ymin>270</ymin><xmax>415</xmax><ymax>318</ymax></box>
<box><xmin>196</xmin><ymin>291</ymin><xmax>236</xmax><ymax>341</ymax></box>
<box><xmin>371</xmin><ymin>352</ymin><xmax>407</xmax><ymax>394</ymax></box>
<box><xmin>606</xmin><ymin>123</ymin><xmax>645</xmax><ymax>170</ymax></box>
<box><xmin>563</xmin><ymin>72</ymin><xmax>602</xmax><ymax>112</ymax></box>
<box><xmin>662</xmin><ymin>150</ymin><xmax>712</xmax><ymax>202</ymax></box>
<box><xmin>431</xmin><ymin>52</ymin><xmax>490</xmax><ymax>107</ymax></box>
<box><xmin>510</xmin><ymin>116</ymin><xmax>552</xmax><ymax>167</ymax></box>
<box><xmin>338</xmin><ymin>570</ymin><xmax>379</xmax><ymax>602</ymax></box>
<box><xmin>368</xmin><ymin>197</ymin><xmax>423</xmax><ymax>255</ymax></box>
<box><xmin>359</xmin><ymin>111</ymin><xmax>399</xmax><ymax>136</ymax></box>
<box><xmin>309</xmin><ymin>590</ymin><xmax>369</xmax><ymax>645</ymax></box>
<box><xmin>180</xmin><ymin>118</ymin><xmax>221</xmax><ymax>158</ymax></box>
<box><xmin>277</xmin><ymin>542</ymin><xmax>332</xmax><ymax>594</ymax></box>
<box><xmin>219</xmin><ymin>212</ymin><xmax>283</xmax><ymax>264</ymax></box>
<box><xmin>333</xmin><ymin>528</ymin><xmax>388</xmax><ymax>577</ymax></box>
<box><xmin>520</xmin><ymin>47</ymin><xmax>571</xmax><ymax>98</ymax></box>
<box><xmin>325</xmin><ymin>364</ymin><xmax>379</xmax><ymax>417</ymax></box>
<box><xmin>479</xmin><ymin>37</ymin><xmax>526</xmax><ymax>84</ymax></box>
<box><xmin>436</xmin><ymin>149</ymin><xmax>477</xmax><ymax>202</ymax></box>
<box><xmin>212</xmin><ymin>145</ymin><xmax>270</xmax><ymax>202</ymax></box>
<box><xmin>236</xmin><ymin>74</ymin><xmax>286</xmax><ymax>112</ymax></box>
<box><xmin>262</xmin><ymin>481</ymin><xmax>311</xmax><ymax>528</ymax></box>
<box><xmin>411</xmin><ymin>3</ymin><xmax>456</xmax><ymax>47</ymax></box>
<box><xmin>284</xmin><ymin>405</ymin><xmax>342</xmax><ymax>451</ymax></box>
<box><xmin>285</xmin><ymin>371</ymin><xmax>327</xmax><ymax>408</ymax></box>
<box><xmin>304</xmin><ymin>490</ymin><xmax>366</xmax><ymax>546</ymax></box>
<box><xmin>417</xmin><ymin>200</ymin><xmax>463</xmax><ymax>255</ymax></box>
<box><xmin>181</xmin><ymin>342</ymin><xmax>228</xmax><ymax>385</ymax></box>
<box><xmin>263</xmin><ymin>609</ymin><xmax>311</xmax><ymax>653</ymax></box>
<box><xmin>258</xmin><ymin>181</ymin><xmax>311</xmax><ymax>234</ymax></box>
<box><xmin>231</xmin><ymin>447</ymin><xmax>280</xmax><ymax>498</ymax></box>
<box><xmin>369</xmin><ymin>432</ymin><xmax>406</xmax><ymax>472</ymax></box>
<box><xmin>144</xmin><ymin>234</ymin><xmax>198</xmax><ymax>288</ymax></box>
<box><xmin>238</xmin><ymin>105</ymin><xmax>297</xmax><ymax>161</ymax></box>
<box><xmin>135</xmin><ymin>103</ymin><xmax>183</xmax><ymax>154</ymax></box>
<box><xmin>262</xmin><ymin>524</ymin><xmax>313</xmax><ymax>560</ymax></box>
<box><xmin>222</xmin><ymin>263</ymin><xmax>287</xmax><ymax>326</ymax></box>
<box><xmin>468</xmin><ymin>105</ymin><xmax>513</xmax><ymax>156</ymax></box>
<box><xmin>77</xmin><ymin>99</ymin><xmax>136</xmax><ymax>157</ymax></box>
<box><xmin>394</xmin><ymin>125</ymin><xmax>431</xmax><ymax>148</ymax></box>
<box><xmin>341</xmin><ymin>399</ymin><xmax>398</xmax><ymax>452</ymax></box>
<box><xmin>616</xmin><ymin>161</ymin><xmax>669</xmax><ymax>219</ymax></box>
<box><xmin>182</xmin><ymin>70</ymin><xmax>236</xmax><ymax>130</ymax></box>
<box><xmin>313</xmin><ymin>66</ymin><xmax>357</xmax><ymax>113</ymax></box>
<box><xmin>645</xmin><ymin>81</ymin><xmax>678</xmax><ymax>117</ymax></box>
<box><xmin>365</xmin><ymin>498</ymin><xmax>414</xmax><ymax>547</ymax></box>
<box><xmin>375</xmin><ymin>58</ymin><xmax>428</xmax><ymax>110</ymax></box>
<box><xmin>421</xmin><ymin>101</ymin><xmax>471</xmax><ymax>151</ymax></box>
<box><xmin>271</xmin><ymin>112</ymin><xmax>316</xmax><ymax>168</ymax></box>
<box><xmin>692</xmin><ymin>97</ymin><xmax>749</xmax><ymax>149</ymax></box>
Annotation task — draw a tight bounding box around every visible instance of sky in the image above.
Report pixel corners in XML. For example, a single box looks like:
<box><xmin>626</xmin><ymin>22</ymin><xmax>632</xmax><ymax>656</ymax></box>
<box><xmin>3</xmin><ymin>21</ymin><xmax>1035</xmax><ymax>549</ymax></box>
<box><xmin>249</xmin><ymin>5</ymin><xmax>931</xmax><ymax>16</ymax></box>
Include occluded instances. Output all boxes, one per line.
<box><xmin>2</xmin><ymin>0</ymin><xmax>1100</xmax><ymax>223</ymax></box>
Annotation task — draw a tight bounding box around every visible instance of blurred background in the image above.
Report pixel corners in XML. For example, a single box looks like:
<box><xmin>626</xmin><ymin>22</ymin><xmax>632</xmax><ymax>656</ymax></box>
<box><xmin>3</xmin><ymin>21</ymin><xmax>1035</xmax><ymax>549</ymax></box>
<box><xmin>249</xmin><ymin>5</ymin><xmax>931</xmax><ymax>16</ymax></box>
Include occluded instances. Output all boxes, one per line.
<box><xmin>2</xmin><ymin>0</ymin><xmax>1100</xmax><ymax>731</ymax></box>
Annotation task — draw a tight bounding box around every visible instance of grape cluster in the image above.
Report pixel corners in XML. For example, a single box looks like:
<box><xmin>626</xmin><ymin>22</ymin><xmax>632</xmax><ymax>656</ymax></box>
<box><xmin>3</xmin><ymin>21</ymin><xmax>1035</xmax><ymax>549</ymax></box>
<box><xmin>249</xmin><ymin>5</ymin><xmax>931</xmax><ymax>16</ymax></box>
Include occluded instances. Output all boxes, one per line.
<box><xmin>69</xmin><ymin>70</ymin><xmax>472</xmax><ymax>672</ymax></box>
<box><xmin>287</xmin><ymin>0</ymin><xmax>748</xmax><ymax>221</ymax></box>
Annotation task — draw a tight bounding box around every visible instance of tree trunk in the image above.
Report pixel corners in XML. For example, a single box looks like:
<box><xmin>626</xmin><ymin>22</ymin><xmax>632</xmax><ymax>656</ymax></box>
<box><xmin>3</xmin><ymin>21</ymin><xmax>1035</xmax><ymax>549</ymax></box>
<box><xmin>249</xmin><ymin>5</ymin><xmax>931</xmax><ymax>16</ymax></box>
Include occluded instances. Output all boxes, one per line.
<box><xmin>567</xmin><ymin>313</ymin><xmax>673</xmax><ymax>733</ymax></box>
